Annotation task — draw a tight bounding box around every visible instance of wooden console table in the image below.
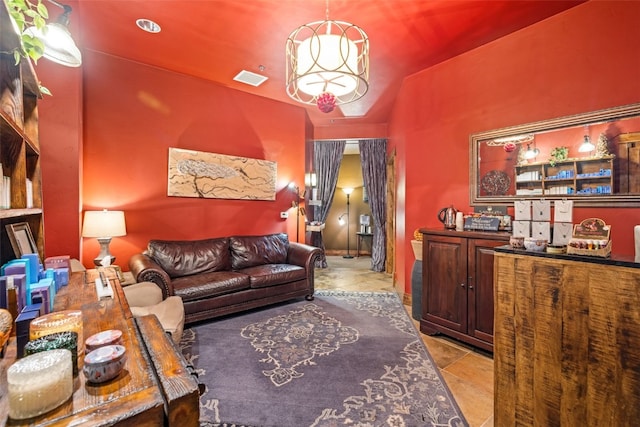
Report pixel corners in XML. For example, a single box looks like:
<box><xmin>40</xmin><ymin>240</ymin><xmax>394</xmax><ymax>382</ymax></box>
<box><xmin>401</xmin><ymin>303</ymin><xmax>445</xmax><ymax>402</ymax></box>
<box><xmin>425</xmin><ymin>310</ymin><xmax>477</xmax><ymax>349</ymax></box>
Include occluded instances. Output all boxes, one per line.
<box><xmin>0</xmin><ymin>270</ymin><xmax>200</xmax><ymax>426</ymax></box>
<box><xmin>493</xmin><ymin>248</ymin><xmax>640</xmax><ymax>426</ymax></box>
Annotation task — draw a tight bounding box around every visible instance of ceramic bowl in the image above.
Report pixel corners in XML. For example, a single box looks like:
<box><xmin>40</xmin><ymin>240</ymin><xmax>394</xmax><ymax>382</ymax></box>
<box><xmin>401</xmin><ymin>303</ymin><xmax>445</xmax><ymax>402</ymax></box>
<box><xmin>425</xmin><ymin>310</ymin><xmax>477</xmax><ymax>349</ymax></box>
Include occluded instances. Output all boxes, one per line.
<box><xmin>509</xmin><ymin>236</ymin><xmax>525</xmax><ymax>249</ymax></box>
<box><xmin>83</xmin><ymin>344</ymin><xmax>127</xmax><ymax>384</ymax></box>
<box><xmin>524</xmin><ymin>238</ymin><xmax>548</xmax><ymax>252</ymax></box>
<box><xmin>85</xmin><ymin>329</ymin><xmax>123</xmax><ymax>353</ymax></box>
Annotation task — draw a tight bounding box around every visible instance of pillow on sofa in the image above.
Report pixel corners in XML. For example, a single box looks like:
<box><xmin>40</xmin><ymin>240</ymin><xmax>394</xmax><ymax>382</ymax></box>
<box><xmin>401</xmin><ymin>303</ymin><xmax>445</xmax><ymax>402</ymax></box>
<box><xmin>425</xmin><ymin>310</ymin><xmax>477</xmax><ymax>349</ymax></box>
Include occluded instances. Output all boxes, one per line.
<box><xmin>147</xmin><ymin>238</ymin><xmax>231</xmax><ymax>278</ymax></box>
<box><xmin>230</xmin><ymin>233</ymin><xmax>289</xmax><ymax>270</ymax></box>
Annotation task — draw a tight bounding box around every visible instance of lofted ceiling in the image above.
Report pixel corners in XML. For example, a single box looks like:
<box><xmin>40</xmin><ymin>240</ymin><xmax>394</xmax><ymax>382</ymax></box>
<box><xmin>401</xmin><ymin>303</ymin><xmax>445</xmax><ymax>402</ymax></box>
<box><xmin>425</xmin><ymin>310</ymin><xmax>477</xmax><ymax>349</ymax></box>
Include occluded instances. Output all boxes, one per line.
<box><xmin>69</xmin><ymin>0</ymin><xmax>585</xmax><ymax>127</ymax></box>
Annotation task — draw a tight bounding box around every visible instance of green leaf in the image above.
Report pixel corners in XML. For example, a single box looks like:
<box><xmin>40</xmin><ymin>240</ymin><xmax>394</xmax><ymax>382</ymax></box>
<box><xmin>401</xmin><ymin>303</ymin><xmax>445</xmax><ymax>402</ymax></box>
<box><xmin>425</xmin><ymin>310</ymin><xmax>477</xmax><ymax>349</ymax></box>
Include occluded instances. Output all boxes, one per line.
<box><xmin>39</xmin><ymin>85</ymin><xmax>52</xmax><ymax>96</ymax></box>
<box><xmin>36</xmin><ymin>1</ymin><xmax>48</xmax><ymax>20</ymax></box>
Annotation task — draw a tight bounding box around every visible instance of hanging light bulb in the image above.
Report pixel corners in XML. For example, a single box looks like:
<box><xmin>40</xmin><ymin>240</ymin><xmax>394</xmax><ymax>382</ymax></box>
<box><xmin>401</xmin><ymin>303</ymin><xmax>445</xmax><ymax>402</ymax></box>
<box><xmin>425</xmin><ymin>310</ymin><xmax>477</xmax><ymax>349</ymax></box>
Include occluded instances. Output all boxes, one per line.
<box><xmin>579</xmin><ymin>124</ymin><xmax>595</xmax><ymax>153</ymax></box>
<box><xmin>524</xmin><ymin>144</ymin><xmax>539</xmax><ymax>160</ymax></box>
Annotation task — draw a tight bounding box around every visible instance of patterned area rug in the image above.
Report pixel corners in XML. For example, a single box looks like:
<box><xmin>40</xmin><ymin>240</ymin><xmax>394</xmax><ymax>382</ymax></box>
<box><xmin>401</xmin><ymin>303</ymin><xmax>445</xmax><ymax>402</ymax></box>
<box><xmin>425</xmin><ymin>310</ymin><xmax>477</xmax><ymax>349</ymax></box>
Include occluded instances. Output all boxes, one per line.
<box><xmin>180</xmin><ymin>290</ymin><xmax>468</xmax><ymax>427</ymax></box>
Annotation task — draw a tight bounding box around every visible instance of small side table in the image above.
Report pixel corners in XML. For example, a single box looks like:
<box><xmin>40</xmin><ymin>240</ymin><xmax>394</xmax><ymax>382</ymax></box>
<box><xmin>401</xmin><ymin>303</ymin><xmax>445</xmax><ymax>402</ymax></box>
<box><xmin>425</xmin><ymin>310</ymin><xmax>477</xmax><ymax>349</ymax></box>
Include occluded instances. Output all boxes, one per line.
<box><xmin>356</xmin><ymin>232</ymin><xmax>373</xmax><ymax>257</ymax></box>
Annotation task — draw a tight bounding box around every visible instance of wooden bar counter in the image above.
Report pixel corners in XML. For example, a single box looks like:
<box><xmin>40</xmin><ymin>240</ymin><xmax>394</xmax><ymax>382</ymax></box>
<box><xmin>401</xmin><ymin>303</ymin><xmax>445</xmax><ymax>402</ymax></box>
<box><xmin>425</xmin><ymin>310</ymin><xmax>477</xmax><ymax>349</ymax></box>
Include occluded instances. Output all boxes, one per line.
<box><xmin>0</xmin><ymin>270</ymin><xmax>199</xmax><ymax>426</ymax></box>
<box><xmin>493</xmin><ymin>248</ymin><xmax>640</xmax><ymax>426</ymax></box>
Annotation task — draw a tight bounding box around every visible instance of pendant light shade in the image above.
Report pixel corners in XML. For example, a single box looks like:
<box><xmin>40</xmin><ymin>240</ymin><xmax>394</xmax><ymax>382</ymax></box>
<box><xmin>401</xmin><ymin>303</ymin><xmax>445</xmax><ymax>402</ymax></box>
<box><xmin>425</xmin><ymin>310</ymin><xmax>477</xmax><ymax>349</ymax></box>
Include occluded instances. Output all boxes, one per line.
<box><xmin>286</xmin><ymin>3</ymin><xmax>369</xmax><ymax>112</ymax></box>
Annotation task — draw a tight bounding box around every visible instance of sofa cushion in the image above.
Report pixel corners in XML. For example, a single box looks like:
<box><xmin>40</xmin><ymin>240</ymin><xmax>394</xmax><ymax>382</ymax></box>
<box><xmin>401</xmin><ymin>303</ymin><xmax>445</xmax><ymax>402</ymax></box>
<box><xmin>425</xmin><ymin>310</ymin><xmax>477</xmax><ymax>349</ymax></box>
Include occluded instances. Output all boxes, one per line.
<box><xmin>239</xmin><ymin>264</ymin><xmax>306</xmax><ymax>288</ymax></box>
<box><xmin>230</xmin><ymin>233</ymin><xmax>289</xmax><ymax>270</ymax></box>
<box><xmin>147</xmin><ymin>237</ymin><xmax>231</xmax><ymax>278</ymax></box>
<box><xmin>172</xmin><ymin>271</ymin><xmax>251</xmax><ymax>302</ymax></box>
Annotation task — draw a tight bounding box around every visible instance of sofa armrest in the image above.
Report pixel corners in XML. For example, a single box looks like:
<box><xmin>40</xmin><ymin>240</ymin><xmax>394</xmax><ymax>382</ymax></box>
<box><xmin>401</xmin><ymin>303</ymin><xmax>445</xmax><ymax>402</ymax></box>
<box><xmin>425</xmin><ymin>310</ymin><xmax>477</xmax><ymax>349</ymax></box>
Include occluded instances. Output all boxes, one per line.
<box><xmin>287</xmin><ymin>242</ymin><xmax>323</xmax><ymax>291</ymax></box>
<box><xmin>129</xmin><ymin>253</ymin><xmax>174</xmax><ymax>298</ymax></box>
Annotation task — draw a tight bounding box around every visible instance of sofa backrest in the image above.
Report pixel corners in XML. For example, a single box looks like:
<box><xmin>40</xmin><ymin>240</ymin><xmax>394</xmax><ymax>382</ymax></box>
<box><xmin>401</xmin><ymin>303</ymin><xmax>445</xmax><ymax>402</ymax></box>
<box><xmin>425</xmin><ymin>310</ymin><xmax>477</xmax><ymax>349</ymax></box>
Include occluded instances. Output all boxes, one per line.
<box><xmin>147</xmin><ymin>237</ymin><xmax>231</xmax><ymax>278</ymax></box>
<box><xmin>230</xmin><ymin>233</ymin><xmax>289</xmax><ymax>270</ymax></box>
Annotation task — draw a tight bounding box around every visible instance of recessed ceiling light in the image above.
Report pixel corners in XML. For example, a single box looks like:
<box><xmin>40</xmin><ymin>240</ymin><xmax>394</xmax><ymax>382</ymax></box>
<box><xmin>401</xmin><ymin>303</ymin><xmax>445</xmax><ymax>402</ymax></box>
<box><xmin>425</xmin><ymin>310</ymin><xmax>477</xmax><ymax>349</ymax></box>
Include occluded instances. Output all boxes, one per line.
<box><xmin>136</xmin><ymin>18</ymin><xmax>161</xmax><ymax>33</ymax></box>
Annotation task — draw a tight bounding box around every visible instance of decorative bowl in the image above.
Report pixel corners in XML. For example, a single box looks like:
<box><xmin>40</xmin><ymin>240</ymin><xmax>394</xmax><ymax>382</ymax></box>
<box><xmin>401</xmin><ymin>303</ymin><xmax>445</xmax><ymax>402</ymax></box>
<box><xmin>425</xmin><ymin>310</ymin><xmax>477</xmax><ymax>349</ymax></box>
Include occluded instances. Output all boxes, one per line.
<box><xmin>83</xmin><ymin>344</ymin><xmax>127</xmax><ymax>384</ymax></box>
<box><xmin>86</xmin><ymin>329</ymin><xmax>123</xmax><ymax>353</ymax></box>
<box><xmin>524</xmin><ymin>238</ymin><xmax>548</xmax><ymax>252</ymax></box>
<box><xmin>509</xmin><ymin>236</ymin><xmax>525</xmax><ymax>249</ymax></box>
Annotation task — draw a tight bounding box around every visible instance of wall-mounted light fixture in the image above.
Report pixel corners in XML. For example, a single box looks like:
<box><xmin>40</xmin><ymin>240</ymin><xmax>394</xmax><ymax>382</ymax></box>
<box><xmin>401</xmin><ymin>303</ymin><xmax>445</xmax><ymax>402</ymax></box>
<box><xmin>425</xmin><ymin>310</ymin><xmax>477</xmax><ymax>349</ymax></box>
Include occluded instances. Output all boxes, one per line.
<box><xmin>24</xmin><ymin>0</ymin><xmax>82</xmax><ymax>67</ymax></box>
<box><xmin>288</xmin><ymin>182</ymin><xmax>303</xmax><ymax>242</ymax></box>
<box><xmin>579</xmin><ymin>126</ymin><xmax>595</xmax><ymax>153</ymax></box>
<box><xmin>524</xmin><ymin>144</ymin><xmax>540</xmax><ymax>160</ymax></box>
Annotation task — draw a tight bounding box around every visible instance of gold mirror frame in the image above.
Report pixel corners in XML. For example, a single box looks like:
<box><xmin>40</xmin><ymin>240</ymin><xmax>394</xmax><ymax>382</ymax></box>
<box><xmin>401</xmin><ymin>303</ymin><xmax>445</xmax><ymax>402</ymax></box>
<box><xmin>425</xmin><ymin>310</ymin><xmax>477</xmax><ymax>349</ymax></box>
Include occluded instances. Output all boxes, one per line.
<box><xmin>470</xmin><ymin>102</ymin><xmax>640</xmax><ymax>207</ymax></box>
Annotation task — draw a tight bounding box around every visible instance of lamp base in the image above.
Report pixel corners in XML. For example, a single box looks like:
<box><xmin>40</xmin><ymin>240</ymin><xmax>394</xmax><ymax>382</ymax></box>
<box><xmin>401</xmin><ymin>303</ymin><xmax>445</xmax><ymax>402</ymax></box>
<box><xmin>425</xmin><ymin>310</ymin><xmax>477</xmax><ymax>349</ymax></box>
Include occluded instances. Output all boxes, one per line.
<box><xmin>93</xmin><ymin>256</ymin><xmax>115</xmax><ymax>267</ymax></box>
<box><xmin>343</xmin><ymin>255</ymin><xmax>354</xmax><ymax>259</ymax></box>
<box><xmin>92</xmin><ymin>237</ymin><xmax>115</xmax><ymax>266</ymax></box>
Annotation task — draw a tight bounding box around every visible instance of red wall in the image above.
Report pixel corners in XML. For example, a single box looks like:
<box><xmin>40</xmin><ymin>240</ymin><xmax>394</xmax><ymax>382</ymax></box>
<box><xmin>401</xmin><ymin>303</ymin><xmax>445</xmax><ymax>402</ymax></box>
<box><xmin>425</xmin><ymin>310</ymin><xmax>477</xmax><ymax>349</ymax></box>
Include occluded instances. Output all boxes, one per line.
<box><xmin>43</xmin><ymin>51</ymin><xmax>310</xmax><ymax>269</ymax></box>
<box><xmin>389</xmin><ymin>1</ymin><xmax>640</xmax><ymax>293</ymax></box>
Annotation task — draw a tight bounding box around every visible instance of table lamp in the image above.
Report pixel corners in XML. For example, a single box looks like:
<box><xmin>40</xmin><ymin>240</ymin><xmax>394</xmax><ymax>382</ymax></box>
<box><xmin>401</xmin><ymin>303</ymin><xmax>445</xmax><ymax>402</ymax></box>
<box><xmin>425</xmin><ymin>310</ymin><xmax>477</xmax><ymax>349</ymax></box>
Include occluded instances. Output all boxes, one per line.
<box><xmin>82</xmin><ymin>210</ymin><xmax>127</xmax><ymax>266</ymax></box>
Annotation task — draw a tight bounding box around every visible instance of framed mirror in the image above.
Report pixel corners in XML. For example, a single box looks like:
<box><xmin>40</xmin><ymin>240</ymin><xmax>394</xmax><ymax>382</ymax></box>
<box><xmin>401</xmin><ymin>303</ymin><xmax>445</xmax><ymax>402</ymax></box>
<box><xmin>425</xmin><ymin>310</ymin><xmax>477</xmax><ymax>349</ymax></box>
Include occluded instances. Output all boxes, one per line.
<box><xmin>470</xmin><ymin>102</ymin><xmax>640</xmax><ymax>207</ymax></box>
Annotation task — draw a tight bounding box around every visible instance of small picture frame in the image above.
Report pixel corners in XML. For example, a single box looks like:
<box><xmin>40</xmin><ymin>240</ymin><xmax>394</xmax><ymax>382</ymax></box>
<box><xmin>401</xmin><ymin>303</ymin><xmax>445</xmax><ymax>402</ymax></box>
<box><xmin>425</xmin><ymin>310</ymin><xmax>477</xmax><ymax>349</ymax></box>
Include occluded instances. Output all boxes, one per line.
<box><xmin>6</xmin><ymin>222</ymin><xmax>39</xmax><ymax>262</ymax></box>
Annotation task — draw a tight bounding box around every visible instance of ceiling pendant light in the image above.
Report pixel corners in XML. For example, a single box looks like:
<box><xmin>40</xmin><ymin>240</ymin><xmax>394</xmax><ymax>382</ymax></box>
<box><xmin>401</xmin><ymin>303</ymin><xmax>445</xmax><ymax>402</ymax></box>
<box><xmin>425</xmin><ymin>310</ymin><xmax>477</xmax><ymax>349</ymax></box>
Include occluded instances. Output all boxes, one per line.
<box><xmin>24</xmin><ymin>0</ymin><xmax>82</xmax><ymax>67</ymax></box>
<box><xmin>285</xmin><ymin>0</ymin><xmax>369</xmax><ymax>113</ymax></box>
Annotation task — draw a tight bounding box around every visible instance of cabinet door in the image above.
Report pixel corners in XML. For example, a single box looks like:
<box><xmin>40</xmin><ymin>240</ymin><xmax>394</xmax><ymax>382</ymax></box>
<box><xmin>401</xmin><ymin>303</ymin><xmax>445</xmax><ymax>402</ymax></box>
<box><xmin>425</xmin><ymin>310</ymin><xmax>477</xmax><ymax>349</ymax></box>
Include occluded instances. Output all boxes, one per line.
<box><xmin>423</xmin><ymin>236</ymin><xmax>467</xmax><ymax>334</ymax></box>
<box><xmin>467</xmin><ymin>238</ymin><xmax>503</xmax><ymax>344</ymax></box>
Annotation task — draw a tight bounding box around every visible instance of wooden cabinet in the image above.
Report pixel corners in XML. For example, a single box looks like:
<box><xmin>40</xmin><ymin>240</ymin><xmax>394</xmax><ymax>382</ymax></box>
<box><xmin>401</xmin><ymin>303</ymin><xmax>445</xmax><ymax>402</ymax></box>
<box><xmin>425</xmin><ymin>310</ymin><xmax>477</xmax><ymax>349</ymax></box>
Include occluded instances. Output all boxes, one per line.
<box><xmin>0</xmin><ymin>2</ymin><xmax>44</xmax><ymax>265</ymax></box>
<box><xmin>493</xmin><ymin>249</ymin><xmax>640</xmax><ymax>426</ymax></box>
<box><xmin>419</xmin><ymin>228</ymin><xmax>509</xmax><ymax>352</ymax></box>
<box><xmin>514</xmin><ymin>156</ymin><xmax>614</xmax><ymax>196</ymax></box>
<box><xmin>614</xmin><ymin>132</ymin><xmax>640</xmax><ymax>193</ymax></box>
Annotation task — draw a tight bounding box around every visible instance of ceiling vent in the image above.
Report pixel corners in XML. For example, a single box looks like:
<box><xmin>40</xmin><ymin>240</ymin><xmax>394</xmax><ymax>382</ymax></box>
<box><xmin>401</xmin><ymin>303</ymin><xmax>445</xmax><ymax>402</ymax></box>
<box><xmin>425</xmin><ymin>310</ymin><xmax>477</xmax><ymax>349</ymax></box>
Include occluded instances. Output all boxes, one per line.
<box><xmin>233</xmin><ymin>70</ymin><xmax>268</xmax><ymax>87</ymax></box>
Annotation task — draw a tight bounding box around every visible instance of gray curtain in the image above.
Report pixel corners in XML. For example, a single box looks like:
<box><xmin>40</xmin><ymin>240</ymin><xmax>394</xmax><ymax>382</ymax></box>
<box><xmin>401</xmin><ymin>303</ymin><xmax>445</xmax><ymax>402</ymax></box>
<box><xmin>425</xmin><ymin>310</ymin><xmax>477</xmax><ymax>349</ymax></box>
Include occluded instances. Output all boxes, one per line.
<box><xmin>312</xmin><ymin>140</ymin><xmax>346</xmax><ymax>268</ymax></box>
<box><xmin>359</xmin><ymin>139</ymin><xmax>387</xmax><ymax>271</ymax></box>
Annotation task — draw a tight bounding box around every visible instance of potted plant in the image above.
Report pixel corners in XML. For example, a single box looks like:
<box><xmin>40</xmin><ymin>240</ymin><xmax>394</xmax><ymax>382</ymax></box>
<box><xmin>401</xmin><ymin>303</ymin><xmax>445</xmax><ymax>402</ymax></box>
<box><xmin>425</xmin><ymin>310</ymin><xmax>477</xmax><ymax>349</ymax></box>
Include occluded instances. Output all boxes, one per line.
<box><xmin>549</xmin><ymin>146</ymin><xmax>569</xmax><ymax>166</ymax></box>
<box><xmin>6</xmin><ymin>0</ymin><xmax>48</xmax><ymax>64</ymax></box>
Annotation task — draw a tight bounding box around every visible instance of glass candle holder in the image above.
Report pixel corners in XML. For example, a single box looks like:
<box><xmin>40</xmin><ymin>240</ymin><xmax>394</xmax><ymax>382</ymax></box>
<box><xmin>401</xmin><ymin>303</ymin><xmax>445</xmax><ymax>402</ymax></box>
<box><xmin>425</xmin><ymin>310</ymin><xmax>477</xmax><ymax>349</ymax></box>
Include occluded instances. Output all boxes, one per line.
<box><xmin>29</xmin><ymin>310</ymin><xmax>84</xmax><ymax>364</ymax></box>
<box><xmin>7</xmin><ymin>349</ymin><xmax>74</xmax><ymax>419</ymax></box>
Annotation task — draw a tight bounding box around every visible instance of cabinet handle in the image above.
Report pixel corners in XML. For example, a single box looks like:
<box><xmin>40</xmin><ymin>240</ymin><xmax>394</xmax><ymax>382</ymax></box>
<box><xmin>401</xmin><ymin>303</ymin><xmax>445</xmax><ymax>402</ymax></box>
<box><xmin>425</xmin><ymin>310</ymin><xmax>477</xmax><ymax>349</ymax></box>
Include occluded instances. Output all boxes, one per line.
<box><xmin>468</xmin><ymin>276</ymin><xmax>473</xmax><ymax>290</ymax></box>
<box><xmin>460</xmin><ymin>283</ymin><xmax>465</xmax><ymax>288</ymax></box>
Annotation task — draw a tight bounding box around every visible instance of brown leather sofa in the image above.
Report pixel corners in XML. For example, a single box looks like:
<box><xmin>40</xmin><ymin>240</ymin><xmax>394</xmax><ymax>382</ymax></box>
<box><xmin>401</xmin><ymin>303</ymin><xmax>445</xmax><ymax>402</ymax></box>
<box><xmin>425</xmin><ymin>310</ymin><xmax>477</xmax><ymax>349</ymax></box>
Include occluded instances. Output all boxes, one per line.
<box><xmin>128</xmin><ymin>233</ymin><xmax>322</xmax><ymax>324</ymax></box>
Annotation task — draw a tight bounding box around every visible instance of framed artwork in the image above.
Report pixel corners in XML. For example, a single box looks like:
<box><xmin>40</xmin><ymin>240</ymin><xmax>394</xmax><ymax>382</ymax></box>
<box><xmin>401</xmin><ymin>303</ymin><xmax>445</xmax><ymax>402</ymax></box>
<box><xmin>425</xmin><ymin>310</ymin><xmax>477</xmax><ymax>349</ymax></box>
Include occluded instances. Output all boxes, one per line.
<box><xmin>167</xmin><ymin>148</ymin><xmax>277</xmax><ymax>200</ymax></box>
<box><xmin>6</xmin><ymin>222</ymin><xmax>39</xmax><ymax>261</ymax></box>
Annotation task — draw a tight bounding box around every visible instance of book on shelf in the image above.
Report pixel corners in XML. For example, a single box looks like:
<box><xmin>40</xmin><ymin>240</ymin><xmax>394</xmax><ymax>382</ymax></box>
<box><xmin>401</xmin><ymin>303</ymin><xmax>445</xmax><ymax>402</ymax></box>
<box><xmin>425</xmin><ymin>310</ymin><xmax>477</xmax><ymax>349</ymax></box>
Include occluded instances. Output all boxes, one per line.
<box><xmin>26</xmin><ymin>178</ymin><xmax>33</xmax><ymax>208</ymax></box>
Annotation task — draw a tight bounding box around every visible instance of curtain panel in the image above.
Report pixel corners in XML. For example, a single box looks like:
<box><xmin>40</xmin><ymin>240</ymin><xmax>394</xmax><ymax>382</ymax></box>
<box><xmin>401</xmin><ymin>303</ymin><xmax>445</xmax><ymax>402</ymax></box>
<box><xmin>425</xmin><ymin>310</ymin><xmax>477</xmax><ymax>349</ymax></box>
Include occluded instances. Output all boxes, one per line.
<box><xmin>312</xmin><ymin>140</ymin><xmax>346</xmax><ymax>268</ymax></box>
<box><xmin>359</xmin><ymin>139</ymin><xmax>387</xmax><ymax>272</ymax></box>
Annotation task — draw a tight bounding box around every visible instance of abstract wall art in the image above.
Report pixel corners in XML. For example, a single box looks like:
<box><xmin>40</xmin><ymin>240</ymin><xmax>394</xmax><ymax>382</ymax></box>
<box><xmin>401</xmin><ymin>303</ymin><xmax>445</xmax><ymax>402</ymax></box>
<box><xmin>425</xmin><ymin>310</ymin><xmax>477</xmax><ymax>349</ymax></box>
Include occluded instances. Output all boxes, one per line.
<box><xmin>168</xmin><ymin>148</ymin><xmax>277</xmax><ymax>200</ymax></box>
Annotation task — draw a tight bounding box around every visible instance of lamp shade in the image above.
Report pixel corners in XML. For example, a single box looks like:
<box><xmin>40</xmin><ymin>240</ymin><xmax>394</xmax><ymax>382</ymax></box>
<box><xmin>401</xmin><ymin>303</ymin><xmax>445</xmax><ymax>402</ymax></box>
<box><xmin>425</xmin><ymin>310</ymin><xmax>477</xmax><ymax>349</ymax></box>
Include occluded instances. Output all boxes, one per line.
<box><xmin>342</xmin><ymin>187</ymin><xmax>354</xmax><ymax>195</ymax></box>
<box><xmin>286</xmin><ymin>19</ymin><xmax>369</xmax><ymax>107</ymax></box>
<box><xmin>82</xmin><ymin>210</ymin><xmax>126</xmax><ymax>238</ymax></box>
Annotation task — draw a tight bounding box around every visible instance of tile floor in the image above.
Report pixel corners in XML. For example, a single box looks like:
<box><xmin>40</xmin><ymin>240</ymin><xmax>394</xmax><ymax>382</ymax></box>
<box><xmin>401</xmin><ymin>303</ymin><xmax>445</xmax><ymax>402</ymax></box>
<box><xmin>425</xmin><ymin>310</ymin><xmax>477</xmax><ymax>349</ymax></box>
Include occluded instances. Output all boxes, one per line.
<box><xmin>315</xmin><ymin>256</ymin><xmax>494</xmax><ymax>427</ymax></box>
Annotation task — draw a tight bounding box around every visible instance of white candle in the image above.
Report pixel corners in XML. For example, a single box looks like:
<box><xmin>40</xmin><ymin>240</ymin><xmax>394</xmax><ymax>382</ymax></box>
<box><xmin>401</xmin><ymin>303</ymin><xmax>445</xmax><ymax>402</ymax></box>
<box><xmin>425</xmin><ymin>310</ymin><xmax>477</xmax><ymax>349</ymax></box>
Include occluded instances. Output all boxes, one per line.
<box><xmin>8</xmin><ymin>349</ymin><xmax>73</xmax><ymax>419</ymax></box>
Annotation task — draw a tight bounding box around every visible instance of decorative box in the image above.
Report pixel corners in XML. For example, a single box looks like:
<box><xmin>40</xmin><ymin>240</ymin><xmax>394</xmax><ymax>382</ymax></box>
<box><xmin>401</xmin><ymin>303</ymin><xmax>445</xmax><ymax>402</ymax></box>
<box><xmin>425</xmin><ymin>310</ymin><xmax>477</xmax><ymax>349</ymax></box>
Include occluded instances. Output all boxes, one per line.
<box><xmin>30</xmin><ymin>310</ymin><xmax>84</xmax><ymax>362</ymax></box>
<box><xmin>86</xmin><ymin>329</ymin><xmax>123</xmax><ymax>353</ymax></box>
<box><xmin>83</xmin><ymin>344</ymin><xmax>127</xmax><ymax>384</ymax></box>
<box><xmin>566</xmin><ymin>218</ymin><xmax>611</xmax><ymax>257</ymax></box>
<box><xmin>7</xmin><ymin>349</ymin><xmax>74</xmax><ymax>419</ymax></box>
<box><xmin>24</xmin><ymin>331</ymin><xmax>79</xmax><ymax>374</ymax></box>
